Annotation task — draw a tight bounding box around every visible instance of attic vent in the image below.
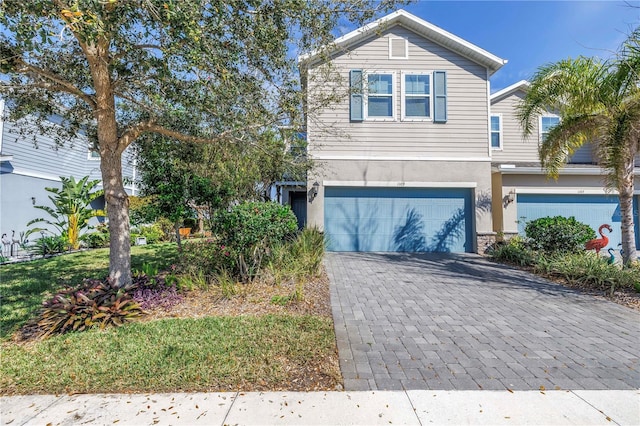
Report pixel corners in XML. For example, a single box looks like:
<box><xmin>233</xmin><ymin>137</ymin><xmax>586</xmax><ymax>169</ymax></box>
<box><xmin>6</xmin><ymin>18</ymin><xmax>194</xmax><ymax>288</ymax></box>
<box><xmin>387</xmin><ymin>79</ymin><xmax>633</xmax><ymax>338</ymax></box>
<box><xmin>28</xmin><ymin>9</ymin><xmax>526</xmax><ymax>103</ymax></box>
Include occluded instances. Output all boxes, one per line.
<box><xmin>389</xmin><ymin>38</ymin><xmax>408</xmax><ymax>59</ymax></box>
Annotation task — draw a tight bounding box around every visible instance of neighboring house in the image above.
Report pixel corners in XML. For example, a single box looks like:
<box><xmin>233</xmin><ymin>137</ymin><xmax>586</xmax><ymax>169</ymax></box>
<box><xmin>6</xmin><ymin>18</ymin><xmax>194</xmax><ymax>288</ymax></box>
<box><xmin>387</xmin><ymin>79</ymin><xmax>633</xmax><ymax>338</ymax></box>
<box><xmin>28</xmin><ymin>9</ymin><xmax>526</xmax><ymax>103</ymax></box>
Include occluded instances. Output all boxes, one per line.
<box><xmin>300</xmin><ymin>10</ymin><xmax>506</xmax><ymax>253</ymax></box>
<box><xmin>0</xmin><ymin>98</ymin><xmax>138</xmax><ymax>240</ymax></box>
<box><xmin>490</xmin><ymin>81</ymin><xmax>640</xmax><ymax>250</ymax></box>
<box><xmin>297</xmin><ymin>9</ymin><xmax>640</xmax><ymax>253</ymax></box>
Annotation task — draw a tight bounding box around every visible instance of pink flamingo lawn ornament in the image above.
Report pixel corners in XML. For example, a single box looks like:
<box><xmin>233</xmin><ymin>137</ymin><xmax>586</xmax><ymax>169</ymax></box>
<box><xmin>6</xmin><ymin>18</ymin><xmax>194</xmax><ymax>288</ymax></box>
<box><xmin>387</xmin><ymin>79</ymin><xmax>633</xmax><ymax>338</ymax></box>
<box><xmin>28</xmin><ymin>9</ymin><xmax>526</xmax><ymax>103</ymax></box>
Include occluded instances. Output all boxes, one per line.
<box><xmin>585</xmin><ymin>224</ymin><xmax>612</xmax><ymax>254</ymax></box>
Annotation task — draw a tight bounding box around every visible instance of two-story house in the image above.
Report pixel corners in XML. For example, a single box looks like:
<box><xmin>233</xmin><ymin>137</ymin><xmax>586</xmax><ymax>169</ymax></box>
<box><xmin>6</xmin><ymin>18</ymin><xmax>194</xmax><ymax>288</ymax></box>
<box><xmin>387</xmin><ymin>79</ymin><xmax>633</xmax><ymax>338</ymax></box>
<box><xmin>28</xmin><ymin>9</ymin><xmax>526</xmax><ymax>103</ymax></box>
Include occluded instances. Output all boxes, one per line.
<box><xmin>300</xmin><ymin>10</ymin><xmax>506</xmax><ymax>253</ymax></box>
<box><xmin>490</xmin><ymin>81</ymin><xmax>640</xmax><ymax>250</ymax></box>
<box><xmin>298</xmin><ymin>9</ymin><xmax>640</xmax><ymax>253</ymax></box>
<box><xmin>0</xmin><ymin>98</ymin><xmax>138</xmax><ymax>240</ymax></box>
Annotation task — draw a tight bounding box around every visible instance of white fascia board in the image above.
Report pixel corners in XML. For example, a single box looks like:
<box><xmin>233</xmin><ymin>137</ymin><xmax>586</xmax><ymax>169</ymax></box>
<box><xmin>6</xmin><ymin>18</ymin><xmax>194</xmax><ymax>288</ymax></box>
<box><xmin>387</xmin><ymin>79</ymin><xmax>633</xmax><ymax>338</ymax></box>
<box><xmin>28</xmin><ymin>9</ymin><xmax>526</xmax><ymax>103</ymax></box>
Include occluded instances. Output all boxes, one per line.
<box><xmin>515</xmin><ymin>187</ymin><xmax>621</xmax><ymax>195</ymax></box>
<box><xmin>497</xmin><ymin>165</ymin><xmax>614</xmax><ymax>176</ymax></box>
<box><xmin>323</xmin><ymin>180</ymin><xmax>477</xmax><ymax>188</ymax></box>
<box><xmin>312</xmin><ymin>154</ymin><xmax>491</xmax><ymax>162</ymax></box>
<box><xmin>275</xmin><ymin>181</ymin><xmax>307</xmax><ymax>186</ymax></box>
<box><xmin>299</xmin><ymin>10</ymin><xmax>507</xmax><ymax>73</ymax></box>
<box><xmin>490</xmin><ymin>80</ymin><xmax>530</xmax><ymax>103</ymax></box>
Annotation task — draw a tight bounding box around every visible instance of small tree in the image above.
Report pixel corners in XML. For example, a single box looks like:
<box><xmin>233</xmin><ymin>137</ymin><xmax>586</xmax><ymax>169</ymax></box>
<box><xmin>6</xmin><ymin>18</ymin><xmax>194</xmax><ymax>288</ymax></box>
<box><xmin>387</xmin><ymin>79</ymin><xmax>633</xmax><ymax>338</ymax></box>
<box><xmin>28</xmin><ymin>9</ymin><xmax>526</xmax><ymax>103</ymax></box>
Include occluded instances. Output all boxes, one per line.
<box><xmin>27</xmin><ymin>175</ymin><xmax>105</xmax><ymax>250</ymax></box>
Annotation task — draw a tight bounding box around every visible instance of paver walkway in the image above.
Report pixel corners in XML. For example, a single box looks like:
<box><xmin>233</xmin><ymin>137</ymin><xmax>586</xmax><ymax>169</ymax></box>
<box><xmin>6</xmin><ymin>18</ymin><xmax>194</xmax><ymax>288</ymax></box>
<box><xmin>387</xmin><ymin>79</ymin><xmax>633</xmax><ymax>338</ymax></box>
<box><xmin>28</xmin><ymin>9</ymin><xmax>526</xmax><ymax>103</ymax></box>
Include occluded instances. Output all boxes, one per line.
<box><xmin>326</xmin><ymin>252</ymin><xmax>640</xmax><ymax>391</ymax></box>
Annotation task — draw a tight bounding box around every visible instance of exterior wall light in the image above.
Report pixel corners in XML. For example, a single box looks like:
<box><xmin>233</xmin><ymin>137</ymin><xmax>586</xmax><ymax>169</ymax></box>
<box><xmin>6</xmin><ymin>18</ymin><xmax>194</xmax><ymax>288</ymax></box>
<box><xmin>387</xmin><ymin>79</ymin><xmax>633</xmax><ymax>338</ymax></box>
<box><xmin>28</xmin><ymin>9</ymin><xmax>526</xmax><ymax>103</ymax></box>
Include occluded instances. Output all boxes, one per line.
<box><xmin>309</xmin><ymin>181</ymin><xmax>320</xmax><ymax>202</ymax></box>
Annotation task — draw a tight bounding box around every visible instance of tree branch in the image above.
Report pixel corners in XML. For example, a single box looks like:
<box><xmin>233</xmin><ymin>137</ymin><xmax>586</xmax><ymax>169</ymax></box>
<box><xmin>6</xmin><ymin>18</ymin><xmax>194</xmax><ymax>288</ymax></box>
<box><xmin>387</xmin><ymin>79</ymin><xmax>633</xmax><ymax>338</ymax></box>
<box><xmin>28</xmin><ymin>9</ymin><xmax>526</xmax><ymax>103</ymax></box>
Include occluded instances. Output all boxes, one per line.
<box><xmin>13</xmin><ymin>60</ymin><xmax>96</xmax><ymax>108</ymax></box>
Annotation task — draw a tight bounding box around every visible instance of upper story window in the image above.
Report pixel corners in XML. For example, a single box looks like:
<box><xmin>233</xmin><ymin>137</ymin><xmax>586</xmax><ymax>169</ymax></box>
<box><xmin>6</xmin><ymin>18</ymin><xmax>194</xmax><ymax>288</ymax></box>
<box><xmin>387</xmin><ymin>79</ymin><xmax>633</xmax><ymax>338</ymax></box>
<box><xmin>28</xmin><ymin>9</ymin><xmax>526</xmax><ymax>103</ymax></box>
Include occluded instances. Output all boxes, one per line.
<box><xmin>88</xmin><ymin>149</ymin><xmax>100</xmax><ymax>160</ymax></box>
<box><xmin>540</xmin><ymin>116</ymin><xmax>560</xmax><ymax>142</ymax></box>
<box><xmin>490</xmin><ymin>114</ymin><xmax>502</xmax><ymax>149</ymax></box>
<box><xmin>349</xmin><ymin>68</ymin><xmax>446</xmax><ymax>123</ymax></box>
<box><xmin>402</xmin><ymin>72</ymin><xmax>431</xmax><ymax>120</ymax></box>
<box><xmin>366</xmin><ymin>73</ymin><xmax>395</xmax><ymax>119</ymax></box>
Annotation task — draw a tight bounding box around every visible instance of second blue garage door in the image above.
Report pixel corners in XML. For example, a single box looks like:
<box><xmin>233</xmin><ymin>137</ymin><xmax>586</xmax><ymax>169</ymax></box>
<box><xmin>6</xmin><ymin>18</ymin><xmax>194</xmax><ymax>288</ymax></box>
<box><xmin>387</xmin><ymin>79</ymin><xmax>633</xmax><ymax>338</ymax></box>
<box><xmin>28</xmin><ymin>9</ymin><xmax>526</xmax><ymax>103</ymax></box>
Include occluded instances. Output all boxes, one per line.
<box><xmin>324</xmin><ymin>187</ymin><xmax>473</xmax><ymax>252</ymax></box>
<box><xmin>517</xmin><ymin>194</ymin><xmax>640</xmax><ymax>249</ymax></box>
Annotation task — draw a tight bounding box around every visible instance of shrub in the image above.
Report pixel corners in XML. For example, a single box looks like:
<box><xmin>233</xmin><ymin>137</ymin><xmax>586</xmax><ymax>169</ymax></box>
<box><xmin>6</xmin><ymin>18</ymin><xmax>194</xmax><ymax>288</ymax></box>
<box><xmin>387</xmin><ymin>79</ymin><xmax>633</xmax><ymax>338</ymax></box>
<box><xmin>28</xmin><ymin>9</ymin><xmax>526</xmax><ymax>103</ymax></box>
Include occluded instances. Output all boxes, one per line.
<box><xmin>28</xmin><ymin>278</ymin><xmax>143</xmax><ymax>339</ymax></box>
<box><xmin>139</xmin><ymin>224</ymin><xmax>164</xmax><ymax>244</ymax></box>
<box><xmin>29</xmin><ymin>235</ymin><xmax>68</xmax><ymax>257</ymax></box>
<box><xmin>155</xmin><ymin>217</ymin><xmax>175</xmax><ymax>242</ymax></box>
<box><xmin>179</xmin><ymin>239</ymin><xmax>236</xmax><ymax>279</ymax></box>
<box><xmin>525</xmin><ymin>216</ymin><xmax>595</xmax><ymax>253</ymax></box>
<box><xmin>487</xmin><ymin>236</ymin><xmax>536</xmax><ymax>266</ymax></box>
<box><xmin>130</xmin><ymin>270</ymin><xmax>183</xmax><ymax>310</ymax></box>
<box><xmin>81</xmin><ymin>224</ymin><xmax>109</xmax><ymax>248</ymax></box>
<box><xmin>214</xmin><ymin>202</ymin><xmax>297</xmax><ymax>280</ymax></box>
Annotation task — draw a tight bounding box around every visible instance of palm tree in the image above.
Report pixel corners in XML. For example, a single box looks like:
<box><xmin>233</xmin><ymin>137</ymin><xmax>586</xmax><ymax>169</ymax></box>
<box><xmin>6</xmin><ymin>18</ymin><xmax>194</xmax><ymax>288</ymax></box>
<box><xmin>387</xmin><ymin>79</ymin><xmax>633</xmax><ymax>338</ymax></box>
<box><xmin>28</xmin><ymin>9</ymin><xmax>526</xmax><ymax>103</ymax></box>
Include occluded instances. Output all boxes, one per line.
<box><xmin>27</xmin><ymin>176</ymin><xmax>105</xmax><ymax>250</ymax></box>
<box><xmin>517</xmin><ymin>30</ymin><xmax>640</xmax><ymax>265</ymax></box>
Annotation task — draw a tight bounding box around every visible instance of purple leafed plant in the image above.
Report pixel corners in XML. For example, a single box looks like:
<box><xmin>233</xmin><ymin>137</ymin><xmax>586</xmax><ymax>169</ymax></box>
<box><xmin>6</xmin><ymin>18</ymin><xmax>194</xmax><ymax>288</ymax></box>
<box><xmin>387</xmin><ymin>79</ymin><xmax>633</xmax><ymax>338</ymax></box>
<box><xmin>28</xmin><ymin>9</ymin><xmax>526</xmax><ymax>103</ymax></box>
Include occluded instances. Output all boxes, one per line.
<box><xmin>131</xmin><ymin>283</ymin><xmax>183</xmax><ymax>310</ymax></box>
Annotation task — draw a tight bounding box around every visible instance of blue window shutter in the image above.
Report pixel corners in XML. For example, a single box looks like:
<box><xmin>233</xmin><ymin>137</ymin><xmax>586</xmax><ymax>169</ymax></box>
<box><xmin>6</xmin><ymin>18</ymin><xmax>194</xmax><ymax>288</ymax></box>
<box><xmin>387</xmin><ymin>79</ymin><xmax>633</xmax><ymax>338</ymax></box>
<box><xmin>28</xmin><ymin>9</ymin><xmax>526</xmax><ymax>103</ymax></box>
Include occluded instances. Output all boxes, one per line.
<box><xmin>350</xmin><ymin>69</ymin><xmax>363</xmax><ymax>121</ymax></box>
<box><xmin>433</xmin><ymin>71</ymin><xmax>447</xmax><ymax>123</ymax></box>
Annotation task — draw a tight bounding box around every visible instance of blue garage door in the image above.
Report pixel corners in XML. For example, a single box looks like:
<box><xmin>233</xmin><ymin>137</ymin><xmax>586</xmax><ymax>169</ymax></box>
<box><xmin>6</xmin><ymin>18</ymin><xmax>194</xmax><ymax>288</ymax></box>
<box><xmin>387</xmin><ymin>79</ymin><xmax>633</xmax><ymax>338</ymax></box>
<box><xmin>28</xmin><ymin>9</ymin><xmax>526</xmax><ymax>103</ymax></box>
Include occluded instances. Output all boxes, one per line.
<box><xmin>517</xmin><ymin>194</ymin><xmax>640</xmax><ymax>250</ymax></box>
<box><xmin>324</xmin><ymin>187</ymin><xmax>473</xmax><ymax>252</ymax></box>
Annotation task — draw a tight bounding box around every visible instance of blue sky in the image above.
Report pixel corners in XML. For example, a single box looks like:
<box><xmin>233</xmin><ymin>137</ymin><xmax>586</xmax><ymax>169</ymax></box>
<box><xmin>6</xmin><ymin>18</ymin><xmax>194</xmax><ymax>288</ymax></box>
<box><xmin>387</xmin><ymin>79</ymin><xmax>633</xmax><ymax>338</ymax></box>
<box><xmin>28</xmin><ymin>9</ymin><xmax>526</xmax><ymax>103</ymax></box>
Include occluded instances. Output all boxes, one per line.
<box><xmin>395</xmin><ymin>1</ymin><xmax>640</xmax><ymax>91</ymax></box>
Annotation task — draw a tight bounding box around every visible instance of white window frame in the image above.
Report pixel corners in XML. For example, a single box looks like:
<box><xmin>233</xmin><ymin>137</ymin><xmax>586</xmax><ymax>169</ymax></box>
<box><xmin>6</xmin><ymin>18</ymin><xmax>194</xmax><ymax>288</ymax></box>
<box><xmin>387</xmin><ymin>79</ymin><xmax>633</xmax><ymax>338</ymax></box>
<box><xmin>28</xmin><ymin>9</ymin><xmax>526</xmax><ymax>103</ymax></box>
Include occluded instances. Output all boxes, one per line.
<box><xmin>364</xmin><ymin>71</ymin><xmax>396</xmax><ymax>121</ymax></box>
<box><xmin>401</xmin><ymin>71</ymin><xmax>432</xmax><ymax>122</ymax></box>
<box><xmin>490</xmin><ymin>113</ymin><xmax>503</xmax><ymax>150</ymax></box>
<box><xmin>388</xmin><ymin>37</ymin><xmax>408</xmax><ymax>60</ymax></box>
<box><xmin>87</xmin><ymin>149</ymin><xmax>100</xmax><ymax>161</ymax></box>
<box><xmin>539</xmin><ymin>114</ymin><xmax>560</xmax><ymax>142</ymax></box>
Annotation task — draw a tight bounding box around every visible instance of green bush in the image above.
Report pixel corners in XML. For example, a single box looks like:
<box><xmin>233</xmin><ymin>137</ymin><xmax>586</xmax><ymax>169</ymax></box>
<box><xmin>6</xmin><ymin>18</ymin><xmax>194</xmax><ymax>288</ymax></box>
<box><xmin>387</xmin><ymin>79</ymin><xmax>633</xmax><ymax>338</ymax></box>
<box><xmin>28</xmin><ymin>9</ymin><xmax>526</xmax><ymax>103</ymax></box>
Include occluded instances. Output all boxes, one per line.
<box><xmin>140</xmin><ymin>223</ymin><xmax>164</xmax><ymax>244</ymax></box>
<box><xmin>487</xmin><ymin>236</ymin><xmax>536</xmax><ymax>266</ymax></box>
<box><xmin>29</xmin><ymin>235</ymin><xmax>68</xmax><ymax>257</ymax></box>
<box><xmin>81</xmin><ymin>224</ymin><xmax>110</xmax><ymax>248</ymax></box>
<box><xmin>214</xmin><ymin>202</ymin><xmax>297</xmax><ymax>280</ymax></box>
<box><xmin>179</xmin><ymin>239</ymin><xmax>236</xmax><ymax>279</ymax></box>
<box><xmin>154</xmin><ymin>217</ymin><xmax>175</xmax><ymax>241</ymax></box>
<box><xmin>525</xmin><ymin>216</ymin><xmax>595</xmax><ymax>253</ymax></box>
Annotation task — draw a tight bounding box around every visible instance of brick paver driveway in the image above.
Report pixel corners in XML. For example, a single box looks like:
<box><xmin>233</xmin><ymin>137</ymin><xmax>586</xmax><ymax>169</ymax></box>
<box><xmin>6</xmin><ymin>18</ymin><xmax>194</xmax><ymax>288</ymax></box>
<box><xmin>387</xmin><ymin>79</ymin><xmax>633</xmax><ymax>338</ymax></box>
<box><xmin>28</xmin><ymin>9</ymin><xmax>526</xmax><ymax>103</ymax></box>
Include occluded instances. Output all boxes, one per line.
<box><xmin>326</xmin><ymin>252</ymin><xmax>640</xmax><ymax>391</ymax></box>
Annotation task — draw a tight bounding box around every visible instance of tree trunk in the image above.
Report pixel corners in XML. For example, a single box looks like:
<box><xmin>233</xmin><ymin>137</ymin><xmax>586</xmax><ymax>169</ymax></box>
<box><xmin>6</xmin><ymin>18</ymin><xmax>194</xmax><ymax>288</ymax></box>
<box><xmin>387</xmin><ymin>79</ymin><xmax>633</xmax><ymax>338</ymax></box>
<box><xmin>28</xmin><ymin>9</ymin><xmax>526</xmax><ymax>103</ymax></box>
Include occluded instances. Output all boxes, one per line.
<box><xmin>101</xmin><ymin>149</ymin><xmax>132</xmax><ymax>287</ymax></box>
<box><xmin>174</xmin><ymin>220</ymin><xmax>182</xmax><ymax>251</ymax></box>
<box><xmin>87</xmin><ymin>42</ymin><xmax>132</xmax><ymax>287</ymax></box>
<box><xmin>619</xmin><ymin>174</ymin><xmax>637</xmax><ymax>265</ymax></box>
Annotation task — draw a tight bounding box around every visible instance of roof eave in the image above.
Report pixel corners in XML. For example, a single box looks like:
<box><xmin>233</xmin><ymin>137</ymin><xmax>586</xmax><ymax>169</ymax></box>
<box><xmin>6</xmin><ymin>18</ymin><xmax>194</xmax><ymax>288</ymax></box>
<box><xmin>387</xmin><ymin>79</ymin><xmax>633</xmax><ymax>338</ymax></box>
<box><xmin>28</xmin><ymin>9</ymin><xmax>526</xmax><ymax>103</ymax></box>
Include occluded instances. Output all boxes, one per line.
<box><xmin>298</xmin><ymin>9</ymin><xmax>507</xmax><ymax>73</ymax></box>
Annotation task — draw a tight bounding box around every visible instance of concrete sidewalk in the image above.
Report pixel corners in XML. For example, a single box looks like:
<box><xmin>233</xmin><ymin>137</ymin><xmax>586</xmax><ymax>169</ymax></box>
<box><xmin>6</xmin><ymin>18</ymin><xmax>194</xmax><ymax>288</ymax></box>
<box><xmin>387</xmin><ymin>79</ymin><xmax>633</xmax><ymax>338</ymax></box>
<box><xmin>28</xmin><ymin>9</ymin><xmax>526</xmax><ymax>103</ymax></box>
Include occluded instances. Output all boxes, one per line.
<box><xmin>2</xmin><ymin>390</ymin><xmax>638</xmax><ymax>425</ymax></box>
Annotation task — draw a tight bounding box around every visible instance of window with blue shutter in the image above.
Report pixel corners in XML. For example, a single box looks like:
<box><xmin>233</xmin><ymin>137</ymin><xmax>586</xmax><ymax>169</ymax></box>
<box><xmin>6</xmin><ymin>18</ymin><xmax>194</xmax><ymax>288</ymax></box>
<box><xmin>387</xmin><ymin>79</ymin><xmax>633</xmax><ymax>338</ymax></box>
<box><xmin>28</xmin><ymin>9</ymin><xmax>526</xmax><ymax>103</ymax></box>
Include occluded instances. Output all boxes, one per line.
<box><xmin>433</xmin><ymin>70</ymin><xmax>447</xmax><ymax>123</ymax></box>
<box><xmin>350</xmin><ymin>70</ymin><xmax>363</xmax><ymax>121</ymax></box>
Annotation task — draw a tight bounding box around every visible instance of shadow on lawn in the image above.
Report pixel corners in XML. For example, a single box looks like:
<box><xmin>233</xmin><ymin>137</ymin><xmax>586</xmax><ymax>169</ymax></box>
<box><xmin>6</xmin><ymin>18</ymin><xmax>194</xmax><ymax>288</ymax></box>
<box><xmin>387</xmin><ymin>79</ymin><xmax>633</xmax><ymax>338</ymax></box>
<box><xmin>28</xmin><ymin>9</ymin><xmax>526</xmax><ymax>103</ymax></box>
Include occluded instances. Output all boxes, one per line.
<box><xmin>0</xmin><ymin>243</ymin><xmax>179</xmax><ymax>340</ymax></box>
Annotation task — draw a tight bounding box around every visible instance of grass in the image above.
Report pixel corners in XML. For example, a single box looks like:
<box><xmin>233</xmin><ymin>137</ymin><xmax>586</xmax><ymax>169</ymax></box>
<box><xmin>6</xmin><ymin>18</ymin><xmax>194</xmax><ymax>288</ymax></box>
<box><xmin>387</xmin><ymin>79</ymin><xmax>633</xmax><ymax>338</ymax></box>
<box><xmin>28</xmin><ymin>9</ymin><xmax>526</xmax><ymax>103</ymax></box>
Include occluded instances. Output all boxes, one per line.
<box><xmin>1</xmin><ymin>315</ymin><xmax>337</xmax><ymax>395</ymax></box>
<box><xmin>0</xmin><ymin>243</ymin><xmax>178</xmax><ymax>340</ymax></box>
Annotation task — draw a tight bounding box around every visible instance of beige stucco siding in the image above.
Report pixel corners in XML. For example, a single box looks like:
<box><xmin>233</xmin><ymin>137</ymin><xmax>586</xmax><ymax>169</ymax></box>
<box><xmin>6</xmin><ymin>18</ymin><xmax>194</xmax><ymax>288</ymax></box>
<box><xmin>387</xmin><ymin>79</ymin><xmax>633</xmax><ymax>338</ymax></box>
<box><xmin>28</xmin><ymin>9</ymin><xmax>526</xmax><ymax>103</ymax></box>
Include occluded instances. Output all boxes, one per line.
<box><xmin>307</xmin><ymin>26</ymin><xmax>490</xmax><ymax>159</ymax></box>
<box><xmin>495</xmin><ymin>173</ymin><xmax>640</xmax><ymax>233</ymax></box>
<box><xmin>306</xmin><ymin>160</ymin><xmax>494</xmax><ymax>242</ymax></box>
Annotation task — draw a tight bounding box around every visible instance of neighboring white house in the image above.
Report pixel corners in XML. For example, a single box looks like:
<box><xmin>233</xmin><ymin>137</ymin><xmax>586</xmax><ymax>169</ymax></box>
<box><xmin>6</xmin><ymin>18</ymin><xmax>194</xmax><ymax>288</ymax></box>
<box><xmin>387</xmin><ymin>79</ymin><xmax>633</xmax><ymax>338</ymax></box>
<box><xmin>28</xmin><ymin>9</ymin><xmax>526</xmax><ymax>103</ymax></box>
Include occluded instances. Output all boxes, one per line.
<box><xmin>297</xmin><ymin>9</ymin><xmax>640</xmax><ymax>253</ymax></box>
<box><xmin>0</xmin><ymin>98</ymin><xmax>137</xmax><ymax>241</ymax></box>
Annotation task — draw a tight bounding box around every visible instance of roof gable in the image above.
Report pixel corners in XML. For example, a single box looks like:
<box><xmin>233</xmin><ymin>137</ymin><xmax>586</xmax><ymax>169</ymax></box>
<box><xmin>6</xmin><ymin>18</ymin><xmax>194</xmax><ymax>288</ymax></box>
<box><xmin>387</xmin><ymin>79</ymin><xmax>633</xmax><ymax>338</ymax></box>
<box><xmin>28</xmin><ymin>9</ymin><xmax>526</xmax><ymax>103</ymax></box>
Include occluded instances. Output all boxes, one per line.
<box><xmin>299</xmin><ymin>9</ymin><xmax>507</xmax><ymax>75</ymax></box>
<box><xmin>490</xmin><ymin>80</ymin><xmax>530</xmax><ymax>103</ymax></box>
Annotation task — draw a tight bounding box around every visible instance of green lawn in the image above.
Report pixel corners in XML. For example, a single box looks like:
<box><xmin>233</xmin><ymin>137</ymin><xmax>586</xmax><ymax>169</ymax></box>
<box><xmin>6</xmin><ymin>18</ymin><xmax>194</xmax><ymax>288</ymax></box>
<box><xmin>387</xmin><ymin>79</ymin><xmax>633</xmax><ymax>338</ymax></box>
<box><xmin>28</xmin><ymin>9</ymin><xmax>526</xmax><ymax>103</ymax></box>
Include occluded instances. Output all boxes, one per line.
<box><xmin>0</xmin><ymin>243</ymin><xmax>179</xmax><ymax>340</ymax></box>
<box><xmin>1</xmin><ymin>315</ymin><xmax>337</xmax><ymax>394</ymax></box>
<box><xmin>0</xmin><ymin>243</ymin><xmax>340</xmax><ymax>394</ymax></box>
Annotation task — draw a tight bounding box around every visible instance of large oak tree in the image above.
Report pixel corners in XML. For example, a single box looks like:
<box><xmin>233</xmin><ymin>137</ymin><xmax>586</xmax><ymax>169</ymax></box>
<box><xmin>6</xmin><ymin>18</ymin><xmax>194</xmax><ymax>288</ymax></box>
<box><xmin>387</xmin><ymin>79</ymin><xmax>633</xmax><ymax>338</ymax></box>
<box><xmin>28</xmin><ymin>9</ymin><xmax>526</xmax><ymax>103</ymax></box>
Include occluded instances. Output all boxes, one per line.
<box><xmin>0</xmin><ymin>0</ymin><xmax>404</xmax><ymax>286</ymax></box>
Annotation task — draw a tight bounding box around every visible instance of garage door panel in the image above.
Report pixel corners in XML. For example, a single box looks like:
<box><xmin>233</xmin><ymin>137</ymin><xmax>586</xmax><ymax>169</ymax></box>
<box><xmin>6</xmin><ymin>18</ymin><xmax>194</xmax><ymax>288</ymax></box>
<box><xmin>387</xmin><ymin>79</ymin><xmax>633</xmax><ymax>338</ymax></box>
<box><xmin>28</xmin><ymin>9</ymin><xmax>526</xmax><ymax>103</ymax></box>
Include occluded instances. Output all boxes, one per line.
<box><xmin>517</xmin><ymin>194</ymin><xmax>640</xmax><ymax>250</ymax></box>
<box><xmin>324</xmin><ymin>187</ymin><xmax>472</xmax><ymax>253</ymax></box>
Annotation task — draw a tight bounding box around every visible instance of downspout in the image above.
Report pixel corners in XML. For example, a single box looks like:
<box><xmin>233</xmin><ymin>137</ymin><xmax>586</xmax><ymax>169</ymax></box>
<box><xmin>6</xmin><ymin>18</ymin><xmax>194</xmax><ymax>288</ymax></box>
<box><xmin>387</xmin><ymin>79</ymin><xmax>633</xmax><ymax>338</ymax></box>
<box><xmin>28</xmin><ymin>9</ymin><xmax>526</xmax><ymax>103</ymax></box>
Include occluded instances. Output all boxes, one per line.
<box><xmin>486</xmin><ymin>69</ymin><xmax>491</xmax><ymax>159</ymax></box>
